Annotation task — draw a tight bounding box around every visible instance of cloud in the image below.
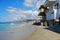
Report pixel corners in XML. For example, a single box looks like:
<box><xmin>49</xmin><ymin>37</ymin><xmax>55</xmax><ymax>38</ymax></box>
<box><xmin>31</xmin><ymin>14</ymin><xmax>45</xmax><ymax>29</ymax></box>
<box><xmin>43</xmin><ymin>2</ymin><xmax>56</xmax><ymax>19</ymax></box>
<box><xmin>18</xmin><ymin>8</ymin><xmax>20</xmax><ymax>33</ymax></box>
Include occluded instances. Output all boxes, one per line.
<box><xmin>23</xmin><ymin>0</ymin><xmax>46</xmax><ymax>9</ymax></box>
<box><xmin>7</xmin><ymin>7</ymin><xmax>39</xmax><ymax>21</ymax></box>
<box><xmin>6</xmin><ymin>0</ymin><xmax>46</xmax><ymax>21</ymax></box>
<box><xmin>7</xmin><ymin>7</ymin><xmax>17</xmax><ymax>13</ymax></box>
<box><xmin>23</xmin><ymin>0</ymin><xmax>38</xmax><ymax>7</ymax></box>
<box><xmin>35</xmin><ymin>0</ymin><xmax>46</xmax><ymax>10</ymax></box>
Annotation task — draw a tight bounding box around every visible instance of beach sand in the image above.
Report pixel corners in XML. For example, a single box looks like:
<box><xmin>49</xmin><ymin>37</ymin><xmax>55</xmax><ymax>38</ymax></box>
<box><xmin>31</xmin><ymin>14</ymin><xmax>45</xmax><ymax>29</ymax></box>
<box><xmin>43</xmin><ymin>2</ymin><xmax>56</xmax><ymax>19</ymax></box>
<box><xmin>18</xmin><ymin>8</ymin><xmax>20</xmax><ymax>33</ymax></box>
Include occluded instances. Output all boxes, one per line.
<box><xmin>26</xmin><ymin>25</ymin><xmax>60</xmax><ymax>40</ymax></box>
<box><xmin>0</xmin><ymin>22</ymin><xmax>60</xmax><ymax>40</ymax></box>
<box><xmin>0</xmin><ymin>22</ymin><xmax>36</xmax><ymax>40</ymax></box>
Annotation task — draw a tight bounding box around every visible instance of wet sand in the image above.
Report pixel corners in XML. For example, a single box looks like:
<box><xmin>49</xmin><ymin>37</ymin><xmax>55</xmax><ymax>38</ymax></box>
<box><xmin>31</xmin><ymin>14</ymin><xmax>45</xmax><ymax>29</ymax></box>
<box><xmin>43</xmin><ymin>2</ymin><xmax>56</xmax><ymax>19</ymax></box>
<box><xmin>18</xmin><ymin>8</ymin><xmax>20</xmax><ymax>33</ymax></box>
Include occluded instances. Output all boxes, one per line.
<box><xmin>26</xmin><ymin>25</ymin><xmax>60</xmax><ymax>40</ymax></box>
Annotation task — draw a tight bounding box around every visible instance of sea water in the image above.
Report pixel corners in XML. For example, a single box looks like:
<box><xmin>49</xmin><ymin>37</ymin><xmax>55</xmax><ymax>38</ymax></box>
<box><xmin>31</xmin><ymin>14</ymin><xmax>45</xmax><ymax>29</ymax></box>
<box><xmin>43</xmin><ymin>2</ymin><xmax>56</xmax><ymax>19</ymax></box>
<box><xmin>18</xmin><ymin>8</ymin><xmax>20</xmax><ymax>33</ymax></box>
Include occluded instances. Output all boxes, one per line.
<box><xmin>0</xmin><ymin>21</ymin><xmax>34</xmax><ymax>40</ymax></box>
<box><xmin>0</xmin><ymin>22</ymin><xmax>26</xmax><ymax>40</ymax></box>
<box><xmin>0</xmin><ymin>22</ymin><xmax>25</xmax><ymax>31</ymax></box>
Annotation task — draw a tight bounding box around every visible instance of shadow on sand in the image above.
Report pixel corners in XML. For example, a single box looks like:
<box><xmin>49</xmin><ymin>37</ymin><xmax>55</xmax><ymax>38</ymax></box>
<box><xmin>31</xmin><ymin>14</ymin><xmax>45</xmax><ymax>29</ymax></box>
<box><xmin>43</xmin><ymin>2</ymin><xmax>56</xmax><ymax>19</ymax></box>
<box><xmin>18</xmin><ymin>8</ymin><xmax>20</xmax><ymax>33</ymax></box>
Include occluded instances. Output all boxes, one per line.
<box><xmin>32</xmin><ymin>22</ymin><xmax>41</xmax><ymax>26</ymax></box>
<box><xmin>44</xmin><ymin>25</ymin><xmax>60</xmax><ymax>34</ymax></box>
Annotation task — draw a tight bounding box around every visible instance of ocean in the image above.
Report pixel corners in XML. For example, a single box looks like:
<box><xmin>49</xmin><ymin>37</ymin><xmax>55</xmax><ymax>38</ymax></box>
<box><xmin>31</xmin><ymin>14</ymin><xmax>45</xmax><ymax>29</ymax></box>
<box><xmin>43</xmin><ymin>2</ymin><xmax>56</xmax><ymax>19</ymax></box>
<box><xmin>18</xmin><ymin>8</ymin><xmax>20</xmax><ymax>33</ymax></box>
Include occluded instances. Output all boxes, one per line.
<box><xmin>0</xmin><ymin>21</ymin><xmax>32</xmax><ymax>31</ymax></box>
<box><xmin>0</xmin><ymin>21</ymin><xmax>35</xmax><ymax>40</ymax></box>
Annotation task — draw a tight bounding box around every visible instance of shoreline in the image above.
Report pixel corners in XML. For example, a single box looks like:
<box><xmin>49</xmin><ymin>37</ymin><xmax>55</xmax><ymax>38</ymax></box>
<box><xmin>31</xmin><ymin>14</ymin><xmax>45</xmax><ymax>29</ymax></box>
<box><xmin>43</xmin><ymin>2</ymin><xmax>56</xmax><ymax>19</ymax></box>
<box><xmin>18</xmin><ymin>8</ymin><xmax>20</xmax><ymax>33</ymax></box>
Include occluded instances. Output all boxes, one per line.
<box><xmin>0</xmin><ymin>21</ymin><xmax>36</xmax><ymax>40</ymax></box>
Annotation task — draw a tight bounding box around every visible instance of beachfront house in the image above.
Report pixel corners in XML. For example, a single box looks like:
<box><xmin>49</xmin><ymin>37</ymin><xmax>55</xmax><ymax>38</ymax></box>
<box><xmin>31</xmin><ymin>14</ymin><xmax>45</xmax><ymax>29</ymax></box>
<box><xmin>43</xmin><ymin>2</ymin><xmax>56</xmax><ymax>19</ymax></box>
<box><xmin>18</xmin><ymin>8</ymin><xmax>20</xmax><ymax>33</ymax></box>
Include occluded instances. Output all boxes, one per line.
<box><xmin>38</xmin><ymin>0</ymin><xmax>60</xmax><ymax>26</ymax></box>
<box><xmin>44</xmin><ymin>0</ymin><xmax>60</xmax><ymax>21</ymax></box>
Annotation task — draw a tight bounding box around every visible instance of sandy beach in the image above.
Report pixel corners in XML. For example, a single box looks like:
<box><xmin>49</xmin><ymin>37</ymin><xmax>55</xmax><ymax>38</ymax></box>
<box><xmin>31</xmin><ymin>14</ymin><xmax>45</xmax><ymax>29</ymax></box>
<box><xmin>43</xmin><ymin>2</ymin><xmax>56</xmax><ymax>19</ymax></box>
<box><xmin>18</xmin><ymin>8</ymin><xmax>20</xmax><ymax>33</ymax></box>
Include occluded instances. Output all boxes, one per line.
<box><xmin>0</xmin><ymin>22</ymin><xmax>60</xmax><ymax>40</ymax></box>
<box><xmin>26</xmin><ymin>25</ymin><xmax>60</xmax><ymax>40</ymax></box>
<box><xmin>0</xmin><ymin>22</ymin><xmax>36</xmax><ymax>40</ymax></box>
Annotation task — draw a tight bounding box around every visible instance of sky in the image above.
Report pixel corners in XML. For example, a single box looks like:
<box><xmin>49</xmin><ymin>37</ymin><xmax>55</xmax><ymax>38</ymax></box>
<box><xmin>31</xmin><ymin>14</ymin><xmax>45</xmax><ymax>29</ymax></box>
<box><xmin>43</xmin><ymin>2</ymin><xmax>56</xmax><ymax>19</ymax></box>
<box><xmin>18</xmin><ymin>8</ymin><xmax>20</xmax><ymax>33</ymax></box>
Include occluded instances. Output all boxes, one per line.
<box><xmin>0</xmin><ymin>0</ymin><xmax>45</xmax><ymax>22</ymax></box>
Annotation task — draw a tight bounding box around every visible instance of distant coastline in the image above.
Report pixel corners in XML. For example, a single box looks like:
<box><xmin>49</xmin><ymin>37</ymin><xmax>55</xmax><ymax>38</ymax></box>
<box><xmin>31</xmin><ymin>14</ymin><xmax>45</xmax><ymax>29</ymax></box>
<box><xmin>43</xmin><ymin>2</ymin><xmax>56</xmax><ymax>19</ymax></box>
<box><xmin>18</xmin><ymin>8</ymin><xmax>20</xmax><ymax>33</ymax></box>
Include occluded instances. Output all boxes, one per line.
<box><xmin>0</xmin><ymin>19</ymin><xmax>35</xmax><ymax>24</ymax></box>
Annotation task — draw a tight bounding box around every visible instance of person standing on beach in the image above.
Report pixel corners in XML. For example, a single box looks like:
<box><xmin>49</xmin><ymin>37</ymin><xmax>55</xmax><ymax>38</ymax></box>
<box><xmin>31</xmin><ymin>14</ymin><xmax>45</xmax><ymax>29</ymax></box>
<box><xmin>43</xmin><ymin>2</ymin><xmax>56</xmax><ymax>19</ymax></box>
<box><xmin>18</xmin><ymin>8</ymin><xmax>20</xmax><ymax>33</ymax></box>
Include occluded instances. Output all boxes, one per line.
<box><xmin>38</xmin><ymin>5</ymin><xmax>49</xmax><ymax>26</ymax></box>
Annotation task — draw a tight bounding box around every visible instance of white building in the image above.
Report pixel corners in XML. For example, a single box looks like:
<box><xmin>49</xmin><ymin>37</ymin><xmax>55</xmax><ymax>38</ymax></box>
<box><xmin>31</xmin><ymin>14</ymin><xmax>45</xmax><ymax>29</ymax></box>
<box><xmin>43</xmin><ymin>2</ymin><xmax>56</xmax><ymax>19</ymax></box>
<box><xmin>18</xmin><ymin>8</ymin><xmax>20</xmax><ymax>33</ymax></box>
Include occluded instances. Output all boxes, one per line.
<box><xmin>44</xmin><ymin>0</ymin><xmax>60</xmax><ymax>20</ymax></box>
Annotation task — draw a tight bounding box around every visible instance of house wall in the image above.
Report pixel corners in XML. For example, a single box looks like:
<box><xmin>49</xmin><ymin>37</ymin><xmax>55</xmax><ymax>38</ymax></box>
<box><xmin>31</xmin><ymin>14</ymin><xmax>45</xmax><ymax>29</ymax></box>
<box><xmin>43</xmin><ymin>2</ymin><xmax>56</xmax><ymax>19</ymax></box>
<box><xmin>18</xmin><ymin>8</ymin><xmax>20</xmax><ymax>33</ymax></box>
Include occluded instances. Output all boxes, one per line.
<box><xmin>46</xmin><ymin>13</ymin><xmax>54</xmax><ymax>20</ymax></box>
<box><xmin>56</xmin><ymin>9</ymin><xmax>60</xmax><ymax>18</ymax></box>
<box><xmin>46</xmin><ymin>7</ymin><xmax>54</xmax><ymax>20</ymax></box>
<box><xmin>45</xmin><ymin>0</ymin><xmax>60</xmax><ymax>20</ymax></box>
<box><xmin>56</xmin><ymin>1</ymin><xmax>60</xmax><ymax>18</ymax></box>
<box><xmin>54</xmin><ymin>0</ymin><xmax>60</xmax><ymax>18</ymax></box>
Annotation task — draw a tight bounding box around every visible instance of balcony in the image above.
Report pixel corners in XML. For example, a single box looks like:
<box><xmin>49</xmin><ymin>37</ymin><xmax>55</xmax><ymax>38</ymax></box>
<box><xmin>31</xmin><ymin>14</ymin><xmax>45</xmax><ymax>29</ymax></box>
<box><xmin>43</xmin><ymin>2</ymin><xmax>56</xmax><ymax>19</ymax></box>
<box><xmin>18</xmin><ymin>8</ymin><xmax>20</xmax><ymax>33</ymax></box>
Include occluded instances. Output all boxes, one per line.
<box><xmin>44</xmin><ymin>0</ymin><xmax>57</xmax><ymax>7</ymax></box>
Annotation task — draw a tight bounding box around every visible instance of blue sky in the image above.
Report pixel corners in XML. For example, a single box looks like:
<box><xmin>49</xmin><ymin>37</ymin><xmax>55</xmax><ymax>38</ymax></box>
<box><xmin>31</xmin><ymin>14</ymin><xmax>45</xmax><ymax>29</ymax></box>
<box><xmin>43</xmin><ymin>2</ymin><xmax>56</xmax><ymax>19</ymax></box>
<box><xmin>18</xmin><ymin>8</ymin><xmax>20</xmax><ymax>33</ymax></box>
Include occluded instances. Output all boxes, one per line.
<box><xmin>0</xmin><ymin>0</ymin><xmax>45</xmax><ymax>22</ymax></box>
